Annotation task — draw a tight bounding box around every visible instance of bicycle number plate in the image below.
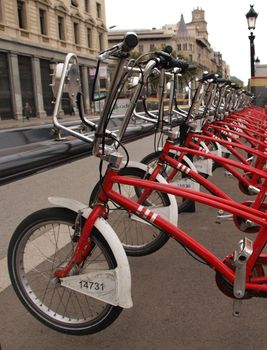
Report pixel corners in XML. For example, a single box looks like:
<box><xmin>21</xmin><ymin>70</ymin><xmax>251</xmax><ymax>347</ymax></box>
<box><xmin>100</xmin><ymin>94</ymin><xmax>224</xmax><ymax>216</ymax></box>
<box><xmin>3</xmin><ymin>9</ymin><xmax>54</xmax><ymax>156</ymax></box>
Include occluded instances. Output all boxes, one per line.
<box><xmin>193</xmin><ymin>158</ymin><xmax>213</xmax><ymax>176</ymax></box>
<box><xmin>175</xmin><ymin>178</ymin><xmax>200</xmax><ymax>191</ymax></box>
<box><xmin>60</xmin><ymin>269</ymin><xmax>118</xmax><ymax>305</ymax></box>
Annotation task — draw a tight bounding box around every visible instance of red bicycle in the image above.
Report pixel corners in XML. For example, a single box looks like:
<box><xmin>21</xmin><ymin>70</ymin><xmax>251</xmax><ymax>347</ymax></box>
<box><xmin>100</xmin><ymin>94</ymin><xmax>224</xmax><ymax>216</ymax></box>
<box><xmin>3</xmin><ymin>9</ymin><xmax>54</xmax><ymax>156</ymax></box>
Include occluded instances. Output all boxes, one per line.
<box><xmin>8</xmin><ymin>35</ymin><xmax>267</xmax><ymax>336</ymax></box>
<box><xmin>135</xmin><ymin>71</ymin><xmax>267</xmax><ymax>215</ymax></box>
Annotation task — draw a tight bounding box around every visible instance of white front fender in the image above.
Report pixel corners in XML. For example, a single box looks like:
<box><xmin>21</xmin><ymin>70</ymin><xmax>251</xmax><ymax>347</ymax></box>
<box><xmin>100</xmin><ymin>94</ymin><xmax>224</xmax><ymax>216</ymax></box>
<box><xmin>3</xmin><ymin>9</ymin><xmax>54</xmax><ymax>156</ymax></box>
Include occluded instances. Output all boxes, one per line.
<box><xmin>48</xmin><ymin>196</ymin><xmax>132</xmax><ymax>309</ymax></box>
<box><xmin>212</xmin><ymin>141</ymin><xmax>222</xmax><ymax>157</ymax></box>
<box><xmin>192</xmin><ymin>141</ymin><xmax>213</xmax><ymax>176</ymax></box>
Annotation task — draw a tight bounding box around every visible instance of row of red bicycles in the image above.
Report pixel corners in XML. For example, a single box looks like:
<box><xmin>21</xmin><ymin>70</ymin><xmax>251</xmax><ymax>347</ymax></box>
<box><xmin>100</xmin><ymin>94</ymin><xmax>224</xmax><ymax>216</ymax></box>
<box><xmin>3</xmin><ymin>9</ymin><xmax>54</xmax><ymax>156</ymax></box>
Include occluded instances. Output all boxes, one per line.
<box><xmin>7</xmin><ymin>33</ymin><xmax>267</xmax><ymax>335</ymax></box>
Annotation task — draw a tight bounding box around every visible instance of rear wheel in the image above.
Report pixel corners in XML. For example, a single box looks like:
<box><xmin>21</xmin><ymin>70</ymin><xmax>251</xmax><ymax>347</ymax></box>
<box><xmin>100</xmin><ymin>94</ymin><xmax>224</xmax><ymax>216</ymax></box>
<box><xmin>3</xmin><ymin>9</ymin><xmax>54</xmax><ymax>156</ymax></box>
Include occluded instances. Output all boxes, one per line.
<box><xmin>8</xmin><ymin>207</ymin><xmax>122</xmax><ymax>335</ymax></box>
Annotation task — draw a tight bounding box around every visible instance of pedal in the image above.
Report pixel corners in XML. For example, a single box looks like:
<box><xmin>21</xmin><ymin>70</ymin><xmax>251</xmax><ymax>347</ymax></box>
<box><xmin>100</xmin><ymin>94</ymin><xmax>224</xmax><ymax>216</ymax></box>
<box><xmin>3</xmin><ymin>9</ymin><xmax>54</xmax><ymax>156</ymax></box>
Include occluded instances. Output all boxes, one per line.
<box><xmin>224</xmin><ymin>170</ymin><xmax>233</xmax><ymax>178</ymax></box>
<box><xmin>246</xmin><ymin>156</ymin><xmax>254</xmax><ymax>163</ymax></box>
<box><xmin>233</xmin><ymin>237</ymin><xmax>253</xmax><ymax>299</ymax></box>
<box><xmin>248</xmin><ymin>185</ymin><xmax>260</xmax><ymax>195</ymax></box>
<box><xmin>239</xmin><ymin>219</ymin><xmax>259</xmax><ymax>231</ymax></box>
<box><xmin>216</xmin><ymin>210</ymin><xmax>233</xmax><ymax>223</ymax></box>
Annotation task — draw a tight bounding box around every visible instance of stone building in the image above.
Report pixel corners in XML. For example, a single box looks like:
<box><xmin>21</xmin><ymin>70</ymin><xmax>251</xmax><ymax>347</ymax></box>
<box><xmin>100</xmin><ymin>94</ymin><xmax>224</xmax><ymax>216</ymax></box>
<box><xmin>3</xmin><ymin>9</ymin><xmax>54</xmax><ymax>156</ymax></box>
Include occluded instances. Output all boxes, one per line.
<box><xmin>108</xmin><ymin>8</ymin><xmax>229</xmax><ymax>79</ymax></box>
<box><xmin>252</xmin><ymin>64</ymin><xmax>267</xmax><ymax>106</ymax></box>
<box><xmin>0</xmin><ymin>0</ymin><xmax>107</xmax><ymax>120</ymax></box>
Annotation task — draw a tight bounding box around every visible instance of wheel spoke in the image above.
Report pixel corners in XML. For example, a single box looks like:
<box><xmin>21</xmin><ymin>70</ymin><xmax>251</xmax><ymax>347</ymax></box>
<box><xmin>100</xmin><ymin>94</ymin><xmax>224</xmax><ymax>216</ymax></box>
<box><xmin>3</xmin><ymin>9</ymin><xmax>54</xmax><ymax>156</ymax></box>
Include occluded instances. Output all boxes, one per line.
<box><xmin>9</xmin><ymin>208</ymin><xmax>121</xmax><ymax>334</ymax></box>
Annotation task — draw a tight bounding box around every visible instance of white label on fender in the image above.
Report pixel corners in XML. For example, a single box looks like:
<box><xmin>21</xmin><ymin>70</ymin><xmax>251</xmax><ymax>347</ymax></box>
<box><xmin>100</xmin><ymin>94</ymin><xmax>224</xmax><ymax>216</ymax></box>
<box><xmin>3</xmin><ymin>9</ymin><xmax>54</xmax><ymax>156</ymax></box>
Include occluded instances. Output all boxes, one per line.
<box><xmin>60</xmin><ymin>269</ymin><xmax>118</xmax><ymax>306</ymax></box>
<box><xmin>193</xmin><ymin>159</ymin><xmax>213</xmax><ymax>176</ymax></box>
<box><xmin>174</xmin><ymin>178</ymin><xmax>200</xmax><ymax>191</ymax></box>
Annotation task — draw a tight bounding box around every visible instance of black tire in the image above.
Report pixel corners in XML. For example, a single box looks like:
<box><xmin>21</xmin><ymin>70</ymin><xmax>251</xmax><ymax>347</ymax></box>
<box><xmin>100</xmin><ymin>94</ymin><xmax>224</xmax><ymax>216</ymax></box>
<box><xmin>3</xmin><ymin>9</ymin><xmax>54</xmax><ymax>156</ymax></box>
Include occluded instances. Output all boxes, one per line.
<box><xmin>8</xmin><ymin>207</ymin><xmax>122</xmax><ymax>335</ymax></box>
<box><xmin>141</xmin><ymin>151</ymin><xmax>199</xmax><ymax>213</ymax></box>
<box><xmin>89</xmin><ymin>167</ymin><xmax>170</xmax><ymax>256</ymax></box>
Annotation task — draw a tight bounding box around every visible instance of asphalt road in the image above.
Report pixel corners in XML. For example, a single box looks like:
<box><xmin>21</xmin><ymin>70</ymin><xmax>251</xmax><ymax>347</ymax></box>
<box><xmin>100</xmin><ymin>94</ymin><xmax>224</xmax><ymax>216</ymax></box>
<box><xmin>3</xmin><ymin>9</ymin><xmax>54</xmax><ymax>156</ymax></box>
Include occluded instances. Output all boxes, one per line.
<box><xmin>0</xmin><ymin>135</ymin><xmax>266</xmax><ymax>350</ymax></box>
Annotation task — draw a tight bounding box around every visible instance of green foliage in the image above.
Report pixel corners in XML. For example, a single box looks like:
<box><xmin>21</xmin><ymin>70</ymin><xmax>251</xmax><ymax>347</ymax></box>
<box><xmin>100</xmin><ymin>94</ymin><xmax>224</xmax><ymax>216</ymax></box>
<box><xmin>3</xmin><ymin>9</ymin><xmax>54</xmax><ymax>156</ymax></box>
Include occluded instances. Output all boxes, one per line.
<box><xmin>130</xmin><ymin>51</ymin><xmax>142</xmax><ymax>60</ymax></box>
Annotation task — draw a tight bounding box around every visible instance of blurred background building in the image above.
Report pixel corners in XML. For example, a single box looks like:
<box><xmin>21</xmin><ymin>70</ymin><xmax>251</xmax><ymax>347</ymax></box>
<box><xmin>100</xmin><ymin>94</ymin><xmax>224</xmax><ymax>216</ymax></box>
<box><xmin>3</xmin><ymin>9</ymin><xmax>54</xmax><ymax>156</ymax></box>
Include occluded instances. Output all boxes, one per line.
<box><xmin>108</xmin><ymin>8</ymin><xmax>230</xmax><ymax>80</ymax></box>
<box><xmin>0</xmin><ymin>3</ymin><xmax>235</xmax><ymax>120</ymax></box>
<box><xmin>0</xmin><ymin>0</ymin><xmax>107</xmax><ymax>120</ymax></box>
<box><xmin>252</xmin><ymin>64</ymin><xmax>267</xmax><ymax>106</ymax></box>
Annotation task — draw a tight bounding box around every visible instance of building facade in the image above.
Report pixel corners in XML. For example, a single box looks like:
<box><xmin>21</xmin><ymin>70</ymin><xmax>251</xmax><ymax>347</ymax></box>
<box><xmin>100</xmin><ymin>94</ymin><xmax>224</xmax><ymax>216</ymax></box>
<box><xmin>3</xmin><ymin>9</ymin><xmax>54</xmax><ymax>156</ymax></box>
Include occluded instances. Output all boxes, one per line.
<box><xmin>252</xmin><ymin>64</ymin><xmax>267</xmax><ymax>106</ymax></box>
<box><xmin>0</xmin><ymin>0</ymin><xmax>107</xmax><ymax>120</ymax></box>
<box><xmin>108</xmin><ymin>8</ymin><xmax>230</xmax><ymax>79</ymax></box>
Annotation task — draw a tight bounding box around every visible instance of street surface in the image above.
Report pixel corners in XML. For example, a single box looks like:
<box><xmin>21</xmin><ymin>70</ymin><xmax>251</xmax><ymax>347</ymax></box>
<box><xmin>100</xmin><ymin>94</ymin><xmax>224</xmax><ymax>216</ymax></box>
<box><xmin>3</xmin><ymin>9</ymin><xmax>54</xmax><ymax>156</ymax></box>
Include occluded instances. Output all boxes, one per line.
<box><xmin>0</xmin><ymin>135</ymin><xmax>266</xmax><ymax>350</ymax></box>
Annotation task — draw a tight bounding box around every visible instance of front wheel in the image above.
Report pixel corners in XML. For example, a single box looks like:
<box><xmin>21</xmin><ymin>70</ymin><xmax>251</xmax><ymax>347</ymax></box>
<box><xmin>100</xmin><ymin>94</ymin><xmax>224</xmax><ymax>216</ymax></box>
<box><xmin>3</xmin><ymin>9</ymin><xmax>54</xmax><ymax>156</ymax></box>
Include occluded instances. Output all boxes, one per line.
<box><xmin>89</xmin><ymin>167</ymin><xmax>171</xmax><ymax>256</ymax></box>
<box><xmin>8</xmin><ymin>207</ymin><xmax>122</xmax><ymax>335</ymax></box>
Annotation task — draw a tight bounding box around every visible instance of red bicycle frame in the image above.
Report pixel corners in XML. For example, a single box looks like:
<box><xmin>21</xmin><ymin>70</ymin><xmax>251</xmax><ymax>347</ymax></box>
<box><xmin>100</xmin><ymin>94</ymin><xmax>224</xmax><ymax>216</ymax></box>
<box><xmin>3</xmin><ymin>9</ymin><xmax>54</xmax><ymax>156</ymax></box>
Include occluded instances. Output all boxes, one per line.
<box><xmin>185</xmin><ymin>131</ymin><xmax>267</xmax><ymax>187</ymax></box>
<box><xmin>139</xmin><ymin>138</ymin><xmax>267</xmax><ymax>215</ymax></box>
<box><xmin>64</xmin><ymin>166</ymin><xmax>267</xmax><ymax>296</ymax></box>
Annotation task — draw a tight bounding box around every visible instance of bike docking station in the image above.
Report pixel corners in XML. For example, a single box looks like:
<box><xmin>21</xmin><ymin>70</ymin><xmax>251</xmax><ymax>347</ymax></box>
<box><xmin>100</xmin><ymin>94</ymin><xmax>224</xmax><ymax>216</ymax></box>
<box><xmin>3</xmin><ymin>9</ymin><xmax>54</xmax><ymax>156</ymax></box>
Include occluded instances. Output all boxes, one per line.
<box><xmin>7</xmin><ymin>31</ymin><xmax>267</xmax><ymax>336</ymax></box>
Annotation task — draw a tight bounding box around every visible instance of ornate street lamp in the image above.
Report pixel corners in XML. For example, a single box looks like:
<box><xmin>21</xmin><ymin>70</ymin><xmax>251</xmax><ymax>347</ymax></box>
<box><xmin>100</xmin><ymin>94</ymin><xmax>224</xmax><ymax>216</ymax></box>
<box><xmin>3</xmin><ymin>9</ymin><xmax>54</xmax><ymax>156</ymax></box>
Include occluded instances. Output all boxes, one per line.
<box><xmin>246</xmin><ymin>5</ymin><xmax>258</xmax><ymax>78</ymax></box>
<box><xmin>246</xmin><ymin>5</ymin><xmax>258</xmax><ymax>30</ymax></box>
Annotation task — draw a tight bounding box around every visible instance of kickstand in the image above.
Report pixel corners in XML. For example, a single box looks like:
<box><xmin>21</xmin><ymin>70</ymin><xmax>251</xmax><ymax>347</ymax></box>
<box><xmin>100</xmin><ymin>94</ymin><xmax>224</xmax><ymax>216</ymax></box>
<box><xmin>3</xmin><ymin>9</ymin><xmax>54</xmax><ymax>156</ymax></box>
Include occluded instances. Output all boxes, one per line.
<box><xmin>232</xmin><ymin>299</ymin><xmax>242</xmax><ymax>317</ymax></box>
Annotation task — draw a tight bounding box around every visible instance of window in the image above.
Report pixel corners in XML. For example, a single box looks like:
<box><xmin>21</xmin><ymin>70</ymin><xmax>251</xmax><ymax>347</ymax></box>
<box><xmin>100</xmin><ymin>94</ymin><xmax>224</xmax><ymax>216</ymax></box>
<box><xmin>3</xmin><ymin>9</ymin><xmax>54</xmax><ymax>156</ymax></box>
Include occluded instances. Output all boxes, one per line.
<box><xmin>58</xmin><ymin>16</ymin><xmax>65</xmax><ymax>40</ymax></box>
<box><xmin>98</xmin><ymin>32</ymin><xmax>103</xmax><ymax>51</ymax></box>
<box><xmin>87</xmin><ymin>27</ymin><xmax>92</xmax><ymax>48</ymax></box>
<box><xmin>99</xmin><ymin>79</ymin><xmax>107</xmax><ymax>89</ymax></box>
<box><xmin>18</xmin><ymin>55</ymin><xmax>35</xmax><ymax>116</ymax></box>
<box><xmin>84</xmin><ymin>0</ymin><xmax>89</xmax><ymax>12</ymax></box>
<box><xmin>17</xmin><ymin>0</ymin><xmax>27</xmax><ymax>29</ymax></box>
<box><xmin>96</xmin><ymin>2</ymin><xmax>101</xmax><ymax>18</ymax></box>
<box><xmin>177</xmin><ymin>44</ymin><xmax>181</xmax><ymax>51</ymax></box>
<box><xmin>0</xmin><ymin>53</ymin><xmax>13</xmax><ymax>119</ymax></box>
<box><xmin>73</xmin><ymin>22</ymin><xmax>80</xmax><ymax>44</ymax></box>
<box><xmin>189</xmin><ymin>44</ymin><xmax>193</xmax><ymax>51</ymax></box>
<box><xmin>189</xmin><ymin>54</ymin><xmax>193</xmax><ymax>62</ymax></box>
<box><xmin>39</xmin><ymin>9</ymin><xmax>47</xmax><ymax>35</ymax></box>
<box><xmin>183</xmin><ymin>43</ymin><xmax>187</xmax><ymax>51</ymax></box>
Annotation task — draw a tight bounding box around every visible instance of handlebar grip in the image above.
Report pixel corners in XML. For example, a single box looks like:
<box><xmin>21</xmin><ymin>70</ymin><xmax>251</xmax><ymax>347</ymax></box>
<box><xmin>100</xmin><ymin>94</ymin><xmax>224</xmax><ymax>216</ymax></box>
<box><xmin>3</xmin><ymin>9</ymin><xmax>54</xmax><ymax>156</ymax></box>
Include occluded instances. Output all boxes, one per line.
<box><xmin>199</xmin><ymin>72</ymin><xmax>216</xmax><ymax>82</ymax></box>
<box><xmin>231</xmin><ymin>84</ymin><xmax>240</xmax><ymax>90</ymax></box>
<box><xmin>163</xmin><ymin>45</ymin><xmax>173</xmax><ymax>54</ymax></box>
<box><xmin>171</xmin><ymin>59</ymin><xmax>189</xmax><ymax>71</ymax></box>
<box><xmin>155</xmin><ymin>51</ymin><xmax>189</xmax><ymax>71</ymax></box>
<box><xmin>121</xmin><ymin>32</ymin><xmax>138</xmax><ymax>52</ymax></box>
<box><xmin>99</xmin><ymin>32</ymin><xmax>138</xmax><ymax>60</ymax></box>
<box><xmin>216</xmin><ymin>78</ymin><xmax>228</xmax><ymax>84</ymax></box>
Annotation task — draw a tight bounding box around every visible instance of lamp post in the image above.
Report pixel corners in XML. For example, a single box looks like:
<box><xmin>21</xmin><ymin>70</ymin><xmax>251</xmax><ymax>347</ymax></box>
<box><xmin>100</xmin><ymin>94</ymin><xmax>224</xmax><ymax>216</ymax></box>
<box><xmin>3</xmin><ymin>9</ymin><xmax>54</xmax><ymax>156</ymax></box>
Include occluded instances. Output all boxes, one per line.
<box><xmin>246</xmin><ymin>5</ymin><xmax>258</xmax><ymax>78</ymax></box>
